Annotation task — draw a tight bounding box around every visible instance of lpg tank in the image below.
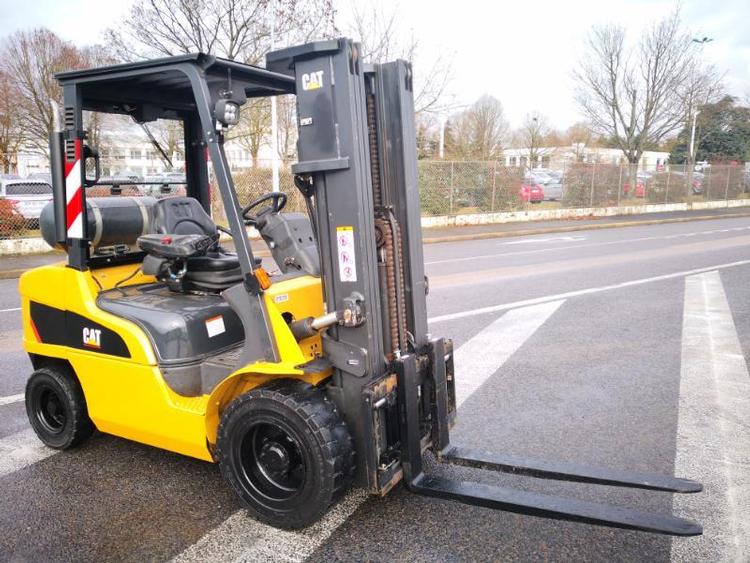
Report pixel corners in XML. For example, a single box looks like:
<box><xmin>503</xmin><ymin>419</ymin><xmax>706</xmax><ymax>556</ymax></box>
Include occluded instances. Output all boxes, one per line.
<box><xmin>40</xmin><ymin>196</ymin><xmax>157</xmax><ymax>252</ymax></box>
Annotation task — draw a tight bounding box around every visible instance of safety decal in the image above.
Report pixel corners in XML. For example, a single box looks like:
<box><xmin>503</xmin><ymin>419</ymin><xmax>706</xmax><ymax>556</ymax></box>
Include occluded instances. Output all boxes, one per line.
<box><xmin>64</xmin><ymin>139</ymin><xmax>83</xmax><ymax>239</ymax></box>
<box><xmin>205</xmin><ymin>315</ymin><xmax>226</xmax><ymax>338</ymax></box>
<box><xmin>336</xmin><ymin>226</ymin><xmax>357</xmax><ymax>282</ymax></box>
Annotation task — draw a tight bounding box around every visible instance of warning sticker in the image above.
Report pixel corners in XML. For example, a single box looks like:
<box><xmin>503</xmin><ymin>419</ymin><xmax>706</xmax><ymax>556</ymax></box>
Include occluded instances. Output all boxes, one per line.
<box><xmin>336</xmin><ymin>226</ymin><xmax>357</xmax><ymax>282</ymax></box>
<box><xmin>205</xmin><ymin>315</ymin><xmax>226</xmax><ymax>338</ymax></box>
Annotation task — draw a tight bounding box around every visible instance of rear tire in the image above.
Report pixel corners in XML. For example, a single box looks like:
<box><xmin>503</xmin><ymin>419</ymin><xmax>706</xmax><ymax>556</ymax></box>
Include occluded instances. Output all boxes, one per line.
<box><xmin>25</xmin><ymin>366</ymin><xmax>95</xmax><ymax>449</ymax></box>
<box><xmin>216</xmin><ymin>379</ymin><xmax>355</xmax><ymax>529</ymax></box>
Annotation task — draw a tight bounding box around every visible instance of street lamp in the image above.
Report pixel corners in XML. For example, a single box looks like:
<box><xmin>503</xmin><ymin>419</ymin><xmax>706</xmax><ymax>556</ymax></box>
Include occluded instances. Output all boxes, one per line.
<box><xmin>688</xmin><ymin>37</ymin><xmax>713</xmax><ymax>169</ymax></box>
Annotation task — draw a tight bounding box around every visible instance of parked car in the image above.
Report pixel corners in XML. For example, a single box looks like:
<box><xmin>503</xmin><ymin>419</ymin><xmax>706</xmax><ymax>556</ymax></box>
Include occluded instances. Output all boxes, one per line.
<box><xmin>27</xmin><ymin>172</ymin><xmax>52</xmax><ymax>183</ymax></box>
<box><xmin>669</xmin><ymin>171</ymin><xmax>703</xmax><ymax>194</ymax></box>
<box><xmin>527</xmin><ymin>169</ymin><xmax>563</xmax><ymax>201</ymax></box>
<box><xmin>0</xmin><ymin>178</ymin><xmax>53</xmax><ymax>224</ymax></box>
<box><xmin>520</xmin><ymin>181</ymin><xmax>544</xmax><ymax>203</ymax></box>
<box><xmin>142</xmin><ymin>172</ymin><xmax>187</xmax><ymax>198</ymax></box>
<box><xmin>623</xmin><ymin>173</ymin><xmax>648</xmax><ymax>198</ymax></box>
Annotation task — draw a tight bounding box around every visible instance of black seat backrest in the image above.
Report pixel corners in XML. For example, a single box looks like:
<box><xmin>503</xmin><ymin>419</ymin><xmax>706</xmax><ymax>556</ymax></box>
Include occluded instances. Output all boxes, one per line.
<box><xmin>152</xmin><ymin>197</ymin><xmax>217</xmax><ymax>237</ymax></box>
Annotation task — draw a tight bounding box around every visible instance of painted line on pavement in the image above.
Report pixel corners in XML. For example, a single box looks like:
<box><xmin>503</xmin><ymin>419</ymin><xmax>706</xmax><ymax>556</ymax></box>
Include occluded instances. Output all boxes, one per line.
<box><xmin>453</xmin><ymin>300</ymin><xmax>565</xmax><ymax>406</ymax></box>
<box><xmin>171</xmin><ymin>300</ymin><xmax>563</xmax><ymax>562</ymax></box>
<box><xmin>0</xmin><ymin>307</ymin><xmax>20</xmax><ymax>314</ymax></box>
<box><xmin>0</xmin><ymin>393</ymin><xmax>24</xmax><ymax>406</ymax></box>
<box><xmin>0</xmin><ymin>428</ymin><xmax>55</xmax><ymax>479</ymax></box>
<box><xmin>428</xmin><ymin>258</ymin><xmax>750</xmax><ymax>324</ymax></box>
<box><xmin>425</xmin><ymin>225</ymin><xmax>750</xmax><ymax>266</ymax></box>
<box><xmin>672</xmin><ymin>271</ymin><xmax>750</xmax><ymax>562</ymax></box>
<box><xmin>501</xmin><ymin>235</ymin><xmax>586</xmax><ymax>245</ymax></box>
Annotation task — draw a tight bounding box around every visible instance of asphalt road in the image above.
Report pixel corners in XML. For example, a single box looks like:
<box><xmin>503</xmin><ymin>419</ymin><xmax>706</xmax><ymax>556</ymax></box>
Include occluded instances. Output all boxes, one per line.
<box><xmin>1</xmin><ymin>216</ymin><xmax>749</xmax><ymax>562</ymax></box>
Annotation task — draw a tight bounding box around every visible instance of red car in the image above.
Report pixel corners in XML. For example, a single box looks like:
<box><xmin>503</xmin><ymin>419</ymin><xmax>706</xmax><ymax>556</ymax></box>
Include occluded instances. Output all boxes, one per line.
<box><xmin>520</xmin><ymin>182</ymin><xmax>544</xmax><ymax>203</ymax></box>
<box><xmin>623</xmin><ymin>179</ymin><xmax>646</xmax><ymax>198</ymax></box>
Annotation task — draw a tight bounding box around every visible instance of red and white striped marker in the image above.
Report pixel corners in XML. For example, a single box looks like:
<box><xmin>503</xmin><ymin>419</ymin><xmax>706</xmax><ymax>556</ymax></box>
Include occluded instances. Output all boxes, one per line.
<box><xmin>64</xmin><ymin>139</ymin><xmax>83</xmax><ymax>239</ymax></box>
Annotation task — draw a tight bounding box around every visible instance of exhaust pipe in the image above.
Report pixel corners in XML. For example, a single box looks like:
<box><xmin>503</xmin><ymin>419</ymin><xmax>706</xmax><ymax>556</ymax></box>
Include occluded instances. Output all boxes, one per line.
<box><xmin>48</xmin><ymin>100</ymin><xmax>67</xmax><ymax>245</ymax></box>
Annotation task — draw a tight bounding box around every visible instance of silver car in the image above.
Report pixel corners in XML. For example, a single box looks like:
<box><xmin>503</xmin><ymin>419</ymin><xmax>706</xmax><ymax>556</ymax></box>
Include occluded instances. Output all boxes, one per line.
<box><xmin>526</xmin><ymin>170</ymin><xmax>564</xmax><ymax>201</ymax></box>
<box><xmin>0</xmin><ymin>178</ymin><xmax>53</xmax><ymax>223</ymax></box>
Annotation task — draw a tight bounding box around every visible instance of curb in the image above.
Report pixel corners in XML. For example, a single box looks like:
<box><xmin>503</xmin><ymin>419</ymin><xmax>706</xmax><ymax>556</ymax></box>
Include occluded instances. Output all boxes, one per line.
<box><xmin>0</xmin><ymin>268</ymin><xmax>28</xmax><ymax>280</ymax></box>
<box><xmin>421</xmin><ymin>212</ymin><xmax>750</xmax><ymax>244</ymax></box>
<box><xmin>2</xmin><ymin>212</ymin><xmax>749</xmax><ymax>280</ymax></box>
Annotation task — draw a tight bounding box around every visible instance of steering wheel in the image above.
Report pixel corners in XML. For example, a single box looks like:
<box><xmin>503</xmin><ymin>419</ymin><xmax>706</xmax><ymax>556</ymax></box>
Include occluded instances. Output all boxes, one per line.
<box><xmin>241</xmin><ymin>192</ymin><xmax>287</xmax><ymax>226</ymax></box>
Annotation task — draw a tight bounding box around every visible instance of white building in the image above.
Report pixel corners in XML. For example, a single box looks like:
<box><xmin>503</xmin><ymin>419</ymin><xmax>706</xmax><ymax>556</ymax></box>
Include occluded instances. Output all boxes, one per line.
<box><xmin>15</xmin><ymin>120</ymin><xmax>277</xmax><ymax>178</ymax></box>
<box><xmin>503</xmin><ymin>145</ymin><xmax>670</xmax><ymax>172</ymax></box>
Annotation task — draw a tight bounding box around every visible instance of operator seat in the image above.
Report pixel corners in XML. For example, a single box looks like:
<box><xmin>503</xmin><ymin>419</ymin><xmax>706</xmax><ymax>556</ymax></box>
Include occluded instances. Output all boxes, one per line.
<box><xmin>150</xmin><ymin>197</ymin><xmax>244</xmax><ymax>290</ymax></box>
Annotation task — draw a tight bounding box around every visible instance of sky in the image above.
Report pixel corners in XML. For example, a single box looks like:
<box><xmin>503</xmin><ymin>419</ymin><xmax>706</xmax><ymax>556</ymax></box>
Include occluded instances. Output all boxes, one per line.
<box><xmin>0</xmin><ymin>0</ymin><xmax>748</xmax><ymax>130</ymax></box>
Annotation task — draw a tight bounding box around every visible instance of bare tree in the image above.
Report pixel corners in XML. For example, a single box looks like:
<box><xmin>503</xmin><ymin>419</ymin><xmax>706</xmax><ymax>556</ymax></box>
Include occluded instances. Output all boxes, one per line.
<box><xmin>228</xmin><ymin>98</ymin><xmax>271</xmax><ymax>164</ymax></box>
<box><xmin>275</xmin><ymin>95</ymin><xmax>297</xmax><ymax>163</ymax></box>
<box><xmin>106</xmin><ymin>0</ymin><xmax>336</xmax><ymax>167</ymax></box>
<box><xmin>106</xmin><ymin>0</ymin><xmax>336</xmax><ymax>64</ymax></box>
<box><xmin>573</xmin><ymin>9</ymin><xmax>717</xmax><ymax>178</ymax></box>
<box><xmin>564</xmin><ymin>121</ymin><xmax>599</xmax><ymax>162</ymax></box>
<box><xmin>345</xmin><ymin>1</ymin><xmax>452</xmax><ymax>115</ymax></box>
<box><xmin>446</xmin><ymin>95</ymin><xmax>508</xmax><ymax>160</ymax></box>
<box><xmin>0</xmin><ymin>29</ymin><xmax>86</xmax><ymax>152</ymax></box>
<box><xmin>0</xmin><ymin>70</ymin><xmax>25</xmax><ymax>173</ymax></box>
<box><xmin>516</xmin><ymin>113</ymin><xmax>552</xmax><ymax>169</ymax></box>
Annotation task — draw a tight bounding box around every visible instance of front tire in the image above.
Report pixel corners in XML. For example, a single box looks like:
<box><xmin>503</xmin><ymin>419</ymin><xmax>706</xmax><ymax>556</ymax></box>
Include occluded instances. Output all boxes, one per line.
<box><xmin>216</xmin><ymin>379</ymin><xmax>355</xmax><ymax>529</ymax></box>
<box><xmin>25</xmin><ymin>366</ymin><xmax>95</xmax><ymax>449</ymax></box>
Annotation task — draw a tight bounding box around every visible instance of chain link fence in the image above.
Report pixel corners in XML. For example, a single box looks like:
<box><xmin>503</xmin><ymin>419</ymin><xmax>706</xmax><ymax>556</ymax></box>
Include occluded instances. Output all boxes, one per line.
<box><xmin>2</xmin><ymin>159</ymin><xmax>749</xmax><ymax>240</ymax></box>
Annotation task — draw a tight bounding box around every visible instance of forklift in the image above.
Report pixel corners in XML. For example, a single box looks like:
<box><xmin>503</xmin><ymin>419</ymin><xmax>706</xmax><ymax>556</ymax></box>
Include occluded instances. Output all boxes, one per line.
<box><xmin>20</xmin><ymin>38</ymin><xmax>702</xmax><ymax>534</ymax></box>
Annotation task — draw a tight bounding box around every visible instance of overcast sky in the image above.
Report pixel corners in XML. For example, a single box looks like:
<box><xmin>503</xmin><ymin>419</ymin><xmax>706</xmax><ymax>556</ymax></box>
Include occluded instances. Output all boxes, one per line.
<box><xmin>0</xmin><ymin>0</ymin><xmax>747</xmax><ymax>129</ymax></box>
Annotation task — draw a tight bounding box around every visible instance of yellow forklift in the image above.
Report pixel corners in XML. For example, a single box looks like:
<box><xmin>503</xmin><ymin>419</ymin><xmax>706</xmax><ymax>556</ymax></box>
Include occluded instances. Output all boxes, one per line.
<box><xmin>20</xmin><ymin>39</ymin><xmax>702</xmax><ymax>534</ymax></box>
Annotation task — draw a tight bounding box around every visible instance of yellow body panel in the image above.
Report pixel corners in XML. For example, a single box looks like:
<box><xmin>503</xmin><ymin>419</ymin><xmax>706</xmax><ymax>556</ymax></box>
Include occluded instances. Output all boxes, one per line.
<box><xmin>20</xmin><ymin>261</ymin><xmax>328</xmax><ymax>462</ymax></box>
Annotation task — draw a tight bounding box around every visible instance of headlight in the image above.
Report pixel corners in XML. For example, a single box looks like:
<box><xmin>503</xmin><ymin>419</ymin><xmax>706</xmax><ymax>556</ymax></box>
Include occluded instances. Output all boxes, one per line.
<box><xmin>214</xmin><ymin>99</ymin><xmax>240</xmax><ymax>126</ymax></box>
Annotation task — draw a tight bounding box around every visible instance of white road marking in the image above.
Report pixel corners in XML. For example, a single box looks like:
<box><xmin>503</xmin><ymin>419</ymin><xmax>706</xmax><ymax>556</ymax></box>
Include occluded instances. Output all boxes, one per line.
<box><xmin>428</xmin><ymin>258</ymin><xmax>750</xmax><ymax>324</ymax></box>
<box><xmin>502</xmin><ymin>235</ymin><xmax>586</xmax><ymax>245</ymax></box>
<box><xmin>0</xmin><ymin>428</ymin><xmax>55</xmax><ymax>479</ymax></box>
<box><xmin>453</xmin><ymin>300</ymin><xmax>565</xmax><ymax>406</ymax></box>
<box><xmin>172</xmin><ymin>490</ymin><xmax>369</xmax><ymax>563</ymax></box>
<box><xmin>672</xmin><ymin>271</ymin><xmax>750</xmax><ymax>562</ymax></box>
<box><xmin>425</xmin><ymin>225</ymin><xmax>750</xmax><ymax>266</ymax></box>
<box><xmin>0</xmin><ymin>307</ymin><xmax>20</xmax><ymax>314</ymax></box>
<box><xmin>171</xmin><ymin>301</ymin><xmax>563</xmax><ymax>562</ymax></box>
<box><xmin>0</xmin><ymin>393</ymin><xmax>24</xmax><ymax>406</ymax></box>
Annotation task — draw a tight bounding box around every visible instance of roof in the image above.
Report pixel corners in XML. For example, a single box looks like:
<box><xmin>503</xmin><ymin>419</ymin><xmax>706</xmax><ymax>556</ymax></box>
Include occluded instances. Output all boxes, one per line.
<box><xmin>56</xmin><ymin>53</ymin><xmax>296</xmax><ymax>116</ymax></box>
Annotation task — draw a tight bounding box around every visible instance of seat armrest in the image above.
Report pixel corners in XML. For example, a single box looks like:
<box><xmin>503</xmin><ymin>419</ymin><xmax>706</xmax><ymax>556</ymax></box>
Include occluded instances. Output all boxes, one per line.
<box><xmin>137</xmin><ymin>233</ymin><xmax>217</xmax><ymax>260</ymax></box>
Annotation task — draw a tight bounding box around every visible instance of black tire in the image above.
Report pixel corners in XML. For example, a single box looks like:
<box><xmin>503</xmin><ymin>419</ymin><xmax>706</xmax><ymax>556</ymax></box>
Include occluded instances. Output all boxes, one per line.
<box><xmin>216</xmin><ymin>379</ymin><xmax>355</xmax><ymax>529</ymax></box>
<box><xmin>25</xmin><ymin>366</ymin><xmax>95</xmax><ymax>449</ymax></box>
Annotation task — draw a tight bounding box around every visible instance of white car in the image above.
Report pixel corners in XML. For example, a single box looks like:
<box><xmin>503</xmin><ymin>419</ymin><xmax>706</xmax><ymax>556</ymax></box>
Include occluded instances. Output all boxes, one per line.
<box><xmin>0</xmin><ymin>178</ymin><xmax>53</xmax><ymax>223</ymax></box>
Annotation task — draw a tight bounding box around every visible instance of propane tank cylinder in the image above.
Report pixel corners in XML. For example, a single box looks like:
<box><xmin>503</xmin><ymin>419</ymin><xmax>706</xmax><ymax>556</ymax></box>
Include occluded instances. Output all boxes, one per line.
<box><xmin>40</xmin><ymin>196</ymin><xmax>157</xmax><ymax>252</ymax></box>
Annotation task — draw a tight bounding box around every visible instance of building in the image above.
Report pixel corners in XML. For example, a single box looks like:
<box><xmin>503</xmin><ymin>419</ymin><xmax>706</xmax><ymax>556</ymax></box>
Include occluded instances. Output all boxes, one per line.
<box><xmin>503</xmin><ymin>145</ymin><xmax>670</xmax><ymax>172</ymax></box>
<box><xmin>14</xmin><ymin>121</ymin><xmax>277</xmax><ymax>178</ymax></box>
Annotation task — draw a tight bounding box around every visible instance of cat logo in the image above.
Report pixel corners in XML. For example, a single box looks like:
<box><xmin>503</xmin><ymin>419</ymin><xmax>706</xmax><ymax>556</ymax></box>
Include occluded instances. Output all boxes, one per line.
<box><xmin>82</xmin><ymin>327</ymin><xmax>102</xmax><ymax>349</ymax></box>
<box><xmin>301</xmin><ymin>70</ymin><xmax>324</xmax><ymax>91</ymax></box>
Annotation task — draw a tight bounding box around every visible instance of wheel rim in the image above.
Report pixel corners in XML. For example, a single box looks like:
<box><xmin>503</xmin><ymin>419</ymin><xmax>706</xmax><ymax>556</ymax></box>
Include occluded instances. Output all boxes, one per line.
<box><xmin>34</xmin><ymin>385</ymin><xmax>67</xmax><ymax>435</ymax></box>
<box><xmin>239</xmin><ymin>421</ymin><xmax>306</xmax><ymax>503</ymax></box>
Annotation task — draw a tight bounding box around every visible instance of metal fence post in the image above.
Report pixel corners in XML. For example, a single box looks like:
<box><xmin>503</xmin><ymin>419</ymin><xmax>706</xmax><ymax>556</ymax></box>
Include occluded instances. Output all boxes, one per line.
<box><xmin>449</xmin><ymin>161</ymin><xmax>454</xmax><ymax>215</ymax></box>
<box><xmin>705</xmin><ymin>166</ymin><xmax>711</xmax><ymax>201</ymax></box>
<box><xmin>589</xmin><ymin>161</ymin><xmax>596</xmax><ymax>207</ymax></box>
<box><xmin>724</xmin><ymin>164</ymin><xmax>730</xmax><ymax>204</ymax></box>
<box><xmin>617</xmin><ymin>162</ymin><xmax>622</xmax><ymax>207</ymax></box>
<box><xmin>490</xmin><ymin>160</ymin><xmax>497</xmax><ymax>212</ymax></box>
<box><xmin>665</xmin><ymin>169</ymin><xmax>671</xmax><ymax>204</ymax></box>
